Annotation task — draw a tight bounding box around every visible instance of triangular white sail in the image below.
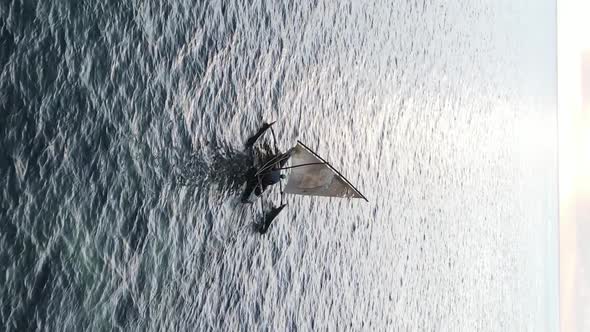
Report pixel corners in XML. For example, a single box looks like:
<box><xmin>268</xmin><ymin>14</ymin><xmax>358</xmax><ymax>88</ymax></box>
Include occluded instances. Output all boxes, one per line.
<box><xmin>284</xmin><ymin>142</ymin><xmax>367</xmax><ymax>201</ymax></box>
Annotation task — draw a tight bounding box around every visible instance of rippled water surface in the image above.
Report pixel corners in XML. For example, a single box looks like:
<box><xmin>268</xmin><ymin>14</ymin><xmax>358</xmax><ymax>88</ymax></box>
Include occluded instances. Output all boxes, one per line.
<box><xmin>1</xmin><ymin>0</ymin><xmax>557</xmax><ymax>330</ymax></box>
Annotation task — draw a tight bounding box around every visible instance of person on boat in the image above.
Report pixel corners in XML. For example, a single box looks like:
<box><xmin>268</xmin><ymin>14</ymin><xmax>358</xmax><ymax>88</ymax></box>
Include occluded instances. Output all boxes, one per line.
<box><xmin>242</xmin><ymin>165</ymin><xmax>287</xmax><ymax>202</ymax></box>
<box><xmin>262</xmin><ymin>169</ymin><xmax>285</xmax><ymax>187</ymax></box>
<box><xmin>254</xmin><ymin>169</ymin><xmax>286</xmax><ymax>196</ymax></box>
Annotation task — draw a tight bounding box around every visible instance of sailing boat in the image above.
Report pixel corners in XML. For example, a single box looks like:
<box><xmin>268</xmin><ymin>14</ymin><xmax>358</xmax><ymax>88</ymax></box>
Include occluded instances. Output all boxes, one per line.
<box><xmin>243</xmin><ymin>123</ymin><xmax>367</xmax><ymax>234</ymax></box>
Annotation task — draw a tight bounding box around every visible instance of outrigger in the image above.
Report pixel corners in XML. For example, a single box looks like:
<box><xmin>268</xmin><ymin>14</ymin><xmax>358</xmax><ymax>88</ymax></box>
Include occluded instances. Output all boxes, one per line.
<box><xmin>243</xmin><ymin>122</ymin><xmax>368</xmax><ymax>234</ymax></box>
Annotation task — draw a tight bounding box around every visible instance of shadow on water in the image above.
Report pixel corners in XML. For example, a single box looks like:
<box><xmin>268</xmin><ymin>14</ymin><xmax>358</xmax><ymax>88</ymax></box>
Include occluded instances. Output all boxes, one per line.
<box><xmin>173</xmin><ymin>145</ymin><xmax>255</xmax><ymax>196</ymax></box>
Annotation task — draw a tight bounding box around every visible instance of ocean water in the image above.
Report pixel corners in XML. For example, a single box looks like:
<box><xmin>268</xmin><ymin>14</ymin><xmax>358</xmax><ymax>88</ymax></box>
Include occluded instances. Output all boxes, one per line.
<box><xmin>0</xmin><ymin>0</ymin><xmax>558</xmax><ymax>331</ymax></box>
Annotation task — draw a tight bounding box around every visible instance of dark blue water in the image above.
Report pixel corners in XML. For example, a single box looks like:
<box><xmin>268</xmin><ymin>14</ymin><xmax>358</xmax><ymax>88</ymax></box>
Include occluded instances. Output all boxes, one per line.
<box><xmin>1</xmin><ymin>0</ymin><xmax>558</xmax><ymax>330</ymax></box>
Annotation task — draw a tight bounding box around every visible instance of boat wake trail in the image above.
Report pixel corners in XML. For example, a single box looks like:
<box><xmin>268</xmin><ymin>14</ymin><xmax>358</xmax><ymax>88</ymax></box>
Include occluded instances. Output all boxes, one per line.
<box><xmin>174</xmin><ymin>148</ymin><xmax>254</xmax><ymax>195</ymax></box>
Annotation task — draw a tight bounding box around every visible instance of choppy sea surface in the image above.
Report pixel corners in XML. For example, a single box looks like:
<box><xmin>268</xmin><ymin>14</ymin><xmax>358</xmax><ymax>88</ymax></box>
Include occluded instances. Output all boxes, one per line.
<box><xmin>1</xmin><ymin>0</ymin><xmax>558</xmax><ymax>331</ymax></box>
